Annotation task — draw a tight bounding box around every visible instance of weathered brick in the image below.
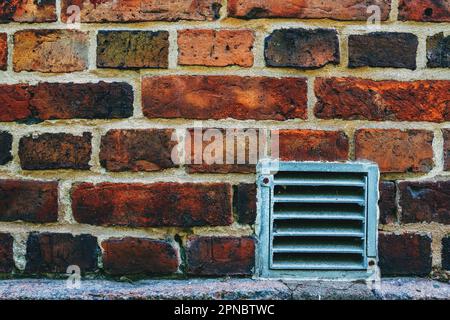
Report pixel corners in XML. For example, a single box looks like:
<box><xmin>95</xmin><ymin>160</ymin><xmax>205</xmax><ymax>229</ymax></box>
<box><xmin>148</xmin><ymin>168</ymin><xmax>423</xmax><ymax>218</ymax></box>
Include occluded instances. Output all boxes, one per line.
<box><xmin>355</xmin><ymin>129</ymin><xmax>434</xmax><ymax>173</ymax></box>
<box><xmin>379</xmin><ymin>181</ymin><xmax>397</xmax><ymax>225</ymax></box>
<box><xmin>178</xmin><ymin>29</ymin><xmax>254</xmax><ymax>67</ymax></box>
<box><xmin>0</xmin><ymin>233</ymin><xmax>14</xmax><ymax>273</ymax></box>
<box><xmin>265</xmin><ymin>29</ymin><xmax>339</xmax><ymax>69</ymax></box>
<box><xmin>275</xmin><ymin>130</ymin><xmax>349</xmax><ymax>161</ymax></box>
<box><xmin>233</xmin><ymin>184</ymin><xmax>257</xmax><ymax>225</ymax></box>
<box><xmin>186</xmin><ymin>236</ymin><xmax>255</xmax><ymax>276</ymax></box>
<box><xmin>399</xmin><ymin>0</ymin><xmax>450</xmax><ymax>22</ymax></box>
<box><xmin>102</xmin><ymin>237</ymin><xmax>179</xmax><ymax>276</ymax></box>
<box><xmin>19</xmin><ymin>133</ymin><xmax>92</xmax><ymax>170</ymax></box>
<box><xmin>185</xmin><ymin>128</ymin><xmax>263</xmax><ymax>174</ymax></box>
<box><xmin>399</xmin><ymin>181</ymin><xmax>450</xmax><ymax>224</ymax></box>
<box><xmin>142</xmin><ymin>76</ymin><xmax>307</xmax><ymax>121</ymax></box>
<box><xmin>13</xmin><ymin>30</ymin><xmax>89</xmax><ymax>73</ymax></box>
<box><xmin>315</xmin><ymin>78</ymin><xmax>450</xmax><ymax>122</ymax></box>
<box><xmin>427</xmin><ymin>33</ymin><xmax>450</xmax><ymax>68</ymax></box>
<box><xmin>443</xmin><ymin>236</ymin><xmax>450</xmax><ymax>270</ymax></box>
<box><xmin>0</xmin><ymin>33</ymin><xmax>6</xmax><ymax>70</ymax></box>
<box><xmin>228</xmin><ymin>0</ymin><xmax>391</xmax><ymax>21</ymax></box>
<box><xmin>100</xmin><ymin>129</ymin><xmax>178</xmax><ymax>172</ymax></box>
<box><xmin>0</xmin><ymin>180</ymin><xmax>58</xmax><ymax>223</ymax></box>
<box><xmin>379</xmin><ymin>232</ymin><xmax>432</xmax><ymax>276</ymax></box>
<box><xmin>25</xmin><ymin>233</ymin><xmax>99</xmax><ymax>273</ymax></box>
<box><xmin>61</xmin><ymin>0</ymin><xmax>222</xmax><ymax>22</ymax></box>
<box><xmin>0</xmin><ymin>131</ymin><xmax>12</xmax><ymax>165</ymax></box>
<box><xmin>72</xmin><ymin>182</ymin><xmax>233</xmax><ymax>227</ymax></box>
<box><xmin>97</xmin><ymin>31</ymin><xmax>169</xmax><ymax>69</ymax></box>
<box><xmin>0</xmin><ymin>0</ymin><xmax>56</xmax><ymax>23</ymax></box>
<box><xmin>348</xmin><ymin>33</ymin><xmax>418</xmax><ymax>69</ymax></box>
<box><xmin>0</xmin><ymin>82</ymin><xmax>133</xmax><ymax>123</ymax></box>
<box><xmin>444</xmin><ymin>129</ymin><xmax>450</xmax><ymax>171</ymax></box>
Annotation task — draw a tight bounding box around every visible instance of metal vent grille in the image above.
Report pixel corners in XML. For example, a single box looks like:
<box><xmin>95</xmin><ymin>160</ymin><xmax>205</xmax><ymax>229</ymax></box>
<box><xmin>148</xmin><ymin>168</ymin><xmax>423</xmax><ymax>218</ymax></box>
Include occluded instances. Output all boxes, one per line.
<box><xmin>256</xmin><ymin>161</ymin><xmax>379</xmax><ymax>279</ymax></box>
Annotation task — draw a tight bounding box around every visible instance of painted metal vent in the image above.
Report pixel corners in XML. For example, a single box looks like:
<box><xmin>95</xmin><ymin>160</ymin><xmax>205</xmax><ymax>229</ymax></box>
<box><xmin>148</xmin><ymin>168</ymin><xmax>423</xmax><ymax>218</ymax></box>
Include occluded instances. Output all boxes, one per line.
<box><xmin>256</xmin><ymin>161</ymin><xmax>379</xmax><ymax>279</ymax></box>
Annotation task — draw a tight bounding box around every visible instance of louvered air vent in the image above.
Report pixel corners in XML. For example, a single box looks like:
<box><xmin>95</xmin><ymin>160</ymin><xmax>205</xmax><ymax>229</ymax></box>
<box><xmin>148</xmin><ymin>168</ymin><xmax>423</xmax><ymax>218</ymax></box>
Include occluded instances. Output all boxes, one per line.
<box><xmin>256</xmin><ymin>161</ymin><xmax>379</xmax><ymax>280</ymax></box>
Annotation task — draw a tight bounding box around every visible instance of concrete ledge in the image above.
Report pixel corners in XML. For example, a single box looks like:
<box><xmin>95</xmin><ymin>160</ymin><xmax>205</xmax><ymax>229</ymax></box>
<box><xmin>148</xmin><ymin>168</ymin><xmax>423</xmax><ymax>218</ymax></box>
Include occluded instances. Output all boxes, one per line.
<box><xmin>0</xmin><ymin>278</ymin><xmax>448</xmax><ymax>300</ymax></box>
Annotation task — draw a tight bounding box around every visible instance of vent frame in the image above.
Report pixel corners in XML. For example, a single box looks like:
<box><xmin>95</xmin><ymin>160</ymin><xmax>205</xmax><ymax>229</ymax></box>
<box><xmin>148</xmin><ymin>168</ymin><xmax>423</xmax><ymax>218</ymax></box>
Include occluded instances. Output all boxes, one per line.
<box><xmin>256</xmin><ymin>161</ymin><xmax>379</xmax><ymax>280</ymax></box>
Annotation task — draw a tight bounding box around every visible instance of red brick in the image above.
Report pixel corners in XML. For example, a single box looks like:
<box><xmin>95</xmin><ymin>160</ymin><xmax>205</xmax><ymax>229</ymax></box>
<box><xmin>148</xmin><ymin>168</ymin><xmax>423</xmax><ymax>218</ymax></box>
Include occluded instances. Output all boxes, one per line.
<box><xmin>0</xmin><ymin>233</ymin><xmax>14</xmax><ymax>273</ymax></box>
<box><xmin>398</xmin><ymin>180</ymin><xmax>450</xmax><ymax>224</ymax></box>
<box><xmin>0</xmin><ymin>33</ymin><xmax>7</xmax><ymax>70</ymax></box>
<box><xmin>186</xmin><ymin>236</ymin><xmax>255</xmax><ymax>276</ymax></box>
<box><xmin>315</xmin><ymin>78</ymin><xmax>450</xmax><ymax>122</ymax></box>
<box><xmin>19</xmin><ymin>133</ymin><xmax>92</xmax><ymax>170</ymax></box>
<box><xmin>61</xmin><ymin>0</ymin><xmax>222</xmax><ymax>22</ymax></box>
<box><xmin>379</xmin><ymin>181</ymin><xmax>397</xmax><ymax>225</ymax></box>
<box><xmin>142</xmin><ymin>76</ymin><xmax>307</xmax><ymax>121</ymax></box>
<box><xmin>25</xmin><ymin>233</ymin><xmax>99</xmax><ymax>273</ymax></box>
<box><xmin>185</xmin><ymin>128</ymin><xmax>263</xmax><ymax>174</ymax></box>
<box><xmin>178</xmin><ymin>29</ymin><xmax>254</xmax><ymax>67</ymax></box>
<box><xmin>379</xmin><ymin>232</ymin><xmax>432</xmax><ymax>276</ymax></box>
<box><xmin>355</xmin><ymin>129</ymin><xmax>434</xmax><ymax>173</ymax></box>
<box><xmin>348</xmin><ymin>33</ymin><xmax>418</xmax><ymax>70</ymax></box>
<box><xmin>0</xmin><ymin>180</ymin><xmax>58</xmax><ymax>223</ymax></box>
<box><xmin>72</xmin><ymin>182</ymin><xmax>232</xmax><ymax>227</ymax></box>
<box><xmin>275</xmin><ymin>130</ymin><xmax>349</xmax><ymax>161</ymax></box>
<box><xmin>233</xmin><ymin>184</ymin><xmax>257</xmax><ymax>225</ymax></box>
<box><xmin>399</xmin><ymin>0</ymin><xmax>450</xmax><ymax>22</ymax></box>
<box><xmin>102</xmin><ymin>237</ymin><xmax>179</xmax><ymax>276</ymax></box>
<box><xmin>100</xmin><ymin>129</ymin><xmax>178</xmax><ymax>172</ymax></box>
<box><xmin>0</xmin><ymin>82</ymin><xmax>133</xmax><ymax>123</ymax></box>
<box><xmin>444</xmin><ymin>129</ymin><xmax>450</xmax><ymax>171</ymax></box>
<box><xmin>13</xmin><ymin>30</ymin><xmax>89</xmax><ymax>73</ymax></box>
<box><xmin>228</xmin><ymin>0</ymin><xmax>391</xmax><ymax>21</ymax></box>
<box><xmin>265</xmin><ymin>29</ymin><xmax>339</xmax><ymax>69</ymax></box>
<box><xmin>0</xmin><ymin>0</ymin><xmax>56</xmax><ymax>23</ymax></box>
<box><xmin>0</xmin><ymin>131</ymin><xmax>12</xmax><ymax>165</ymax></box>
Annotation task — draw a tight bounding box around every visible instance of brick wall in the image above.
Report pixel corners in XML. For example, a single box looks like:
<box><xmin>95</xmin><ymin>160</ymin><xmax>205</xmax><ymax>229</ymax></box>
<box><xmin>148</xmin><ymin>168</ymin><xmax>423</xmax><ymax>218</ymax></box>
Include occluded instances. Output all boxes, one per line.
<box><xmin>0</xmin><ymin>0</ymin><xmax>449</xmax><ymax>279</ymax></box>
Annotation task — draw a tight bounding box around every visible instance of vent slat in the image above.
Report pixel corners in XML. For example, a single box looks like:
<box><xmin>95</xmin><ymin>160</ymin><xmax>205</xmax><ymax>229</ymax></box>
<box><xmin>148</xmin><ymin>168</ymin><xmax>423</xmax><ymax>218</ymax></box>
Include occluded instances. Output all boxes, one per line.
<box><xmin>274</xmin><ymin>178</ymin><xmax>365</xmax><ymax>187</ymax></box>
<box><xmin>272</xmin><ymin>213</ymin><xmax>365</xmax><ymax>221</ymax></box>
<box><xmin>272</xmin><ymin>246</ymin><xmax>364</xmax><ymax>254</ymax></box>
<box><xmin>272</xmin><ymin>253</ymin><xmax>365</xmax><ymax>270</ymax></box>
<box><xmin>273</xmin><ymin>195</ymin><xmax>365</xmax><ymax>205</ymax></box>
<box><xmin>273</xmin><ymin>230</ymin><xmax>364</xmax><ymax>237</ymax></box>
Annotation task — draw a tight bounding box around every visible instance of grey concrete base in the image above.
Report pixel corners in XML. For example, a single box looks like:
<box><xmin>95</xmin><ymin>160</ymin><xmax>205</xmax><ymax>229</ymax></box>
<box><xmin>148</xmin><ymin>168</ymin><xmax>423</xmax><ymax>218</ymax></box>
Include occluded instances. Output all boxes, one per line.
<box><xmin>0</xmin><ymin>278</ymin><xmax>448</xmax><ymax>300</ymax></box>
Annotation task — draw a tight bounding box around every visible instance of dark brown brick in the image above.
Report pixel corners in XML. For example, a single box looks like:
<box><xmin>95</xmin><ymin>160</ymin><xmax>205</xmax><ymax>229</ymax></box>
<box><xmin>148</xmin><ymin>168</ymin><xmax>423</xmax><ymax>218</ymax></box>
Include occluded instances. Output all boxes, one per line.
<box><xmin>97</xmin><ymin>31</ymin><xmax>169</xmax><ymax>69</ymax></box>
<box><xmin>0</xmin><ymin>82</ymin><xmax>133</xmax><ymax>123</ymax></box>
<box><xmin>72</xmin><ymin>182</ymin><xmax>233</xmax><ymax>227</ymax></box>
<box><xmin>19</xmin><ymin>133</ymin><xmax>92</xmax><ymax>170</ymax></box>
<box><xmin>379</xmin><ymin>232</ymin><xmax>432</xmax><ymax>276</ymax></box>
<box><xmin>315</xmin><ymin>78</ymin><xmax>450</xmax><ymax>122</ymax></box>
<box><xmin>355</xmin><ymin>129</ymin><xmax>434</xmax><ymax>173</ymax></box>
<box><xmin>399</xmin><ymin>180</ymin><xmax>450</xmax><ymax>224</ymax></box>
<box><xmin>61</xmin><ymin>0</ymin><xmax>222</xmax><ymax>22</ymax></box>
<box><xmin>445</xmin><ymin>129</ymin><xmax>450</xmax><ymax>171</ymax></box>
<box><xmin>102</xmin><ymin>237</ymin><xmax>179</xmax><ymax>276</ymax></box>
<box><xmin>100</xmin><ymin>129</ymin><xmax>178</xmax><ymax>172</ymax></box>
<box><xmin>349</xmin><ymin>33</ymin><xmax>418</xmax><ymax>69</ymax></box>
<box><xmin>0</xmin><ymin>33</ymin><xmax>6</xmax><ymax>70</ymax></box>
<box><xmin>379</xmin><ymin>181</ymin><xmax>397</xmax><ymax>225</ymax></box>
<box><xmin>275</xmin><ymin>130</ymin><xmax>349</xmax><ymax>161</ymax></box>
<box><xmin>399</xmin><ymin>0</ymin><xmax>450</xmax><ymax>22</ymax></box>
<box><xmin>443</xmin><ymin>236</ymin><xmax>450</xmax><ymax>270</ymax></box>
<box><xmin>0</xmin><ymin>180</ymin><xmax>58</xmax><ymax>223</ymax></box>
<box><xmin>25</xmin><ymin>233</ymin><xmax>99</xmax><ymax>273</ymax></box>
<box><xmin>234</xmin><ymin>184</ymin><xmax>257</xmax><ymax>225</ymax></box>
<box><xmin>186</xmin><ymin>236</ymin><xmax>255</xmax><ymax>276</ymax></box>
<box><xmin>0</xmin><ymin>0</ymin><xmax>56</xmax><ymax>23</ymax></box>
<box><xmin>0</xmin><ymin>233</ymin><xmax>14</xmax><ymax>273</ymax></box>
<box><xmin>13</xmin><ymin>30</ymin><xmax>89</xmax><ymax>73</ymax></box>
<box><xmin>142</xmin><ymin>76</ymin><xmax>307</xmax><ymax>121</ymax></box>
<box><xmin>185</xmin><ymin>128</ymin><xmax>263</xmax><ymax>174</ymax></box>
<box><xmin>427</xmin><ymin>33</ymin><xmax>450</xmax><ymax>68</ymax></box>
<box><xmin>228</xmin><ymin>0</ymin><xmax>391</xmax><ymax>21</ymax></box>
<box><xmin>0</xmin><ymin>131</ymin><xmax>12</xmax><ymax>165</ymax></box>
<box><xmin>178</xmin><ymin>29</ymin><xmax>254</xmax><ymax>67</ymax></box>
<box><xmin>265</xmin><ymin>29</ymin><xmax>340</xmax><ymax>69</ymax></box>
